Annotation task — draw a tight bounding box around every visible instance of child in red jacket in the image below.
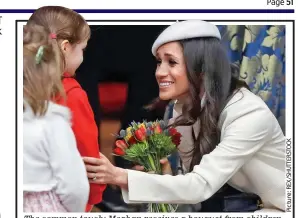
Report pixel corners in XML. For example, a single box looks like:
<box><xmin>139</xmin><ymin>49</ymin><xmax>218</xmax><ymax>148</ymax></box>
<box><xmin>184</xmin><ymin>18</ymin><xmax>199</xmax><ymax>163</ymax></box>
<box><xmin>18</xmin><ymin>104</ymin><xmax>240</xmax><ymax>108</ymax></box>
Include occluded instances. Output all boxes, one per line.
<box><xmin>61</xmin><ymin>74</ymin><xmax>105</xmax><ymax>212</ymax></box>
<box><xmin>28</xmin><ymin>6</ymin><xmax>106</xmax><ymax>212</ymax></box>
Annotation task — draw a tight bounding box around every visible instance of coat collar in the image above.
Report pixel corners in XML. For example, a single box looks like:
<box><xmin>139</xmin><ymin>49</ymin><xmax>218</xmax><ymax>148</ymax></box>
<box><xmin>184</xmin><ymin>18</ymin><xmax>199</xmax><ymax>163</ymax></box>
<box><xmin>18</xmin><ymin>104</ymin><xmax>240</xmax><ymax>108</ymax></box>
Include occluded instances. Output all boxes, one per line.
<box><xmin>23</xmin><ymin>99</ymin><xmax>71</xmax><ymax>123</ymax></box>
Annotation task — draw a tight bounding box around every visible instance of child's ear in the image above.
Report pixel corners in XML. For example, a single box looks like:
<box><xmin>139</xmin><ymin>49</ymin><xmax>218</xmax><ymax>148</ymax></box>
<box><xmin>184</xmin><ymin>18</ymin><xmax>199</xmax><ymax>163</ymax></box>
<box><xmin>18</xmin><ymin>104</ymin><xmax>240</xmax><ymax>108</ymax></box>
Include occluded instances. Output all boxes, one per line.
<box><xmin>60</xmin><ymin>40</ymin><xmax>70</xmax><ymax>54</ymax></box>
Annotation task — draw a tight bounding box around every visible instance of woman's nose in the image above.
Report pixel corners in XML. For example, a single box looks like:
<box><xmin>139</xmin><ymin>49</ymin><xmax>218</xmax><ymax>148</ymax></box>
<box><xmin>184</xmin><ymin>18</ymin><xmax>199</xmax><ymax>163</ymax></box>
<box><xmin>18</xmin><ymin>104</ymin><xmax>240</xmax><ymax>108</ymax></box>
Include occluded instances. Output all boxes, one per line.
<box><xmin>155</xmin><ymin>65</ymin><xmax>168</xmax><ymax>78</ymax></box>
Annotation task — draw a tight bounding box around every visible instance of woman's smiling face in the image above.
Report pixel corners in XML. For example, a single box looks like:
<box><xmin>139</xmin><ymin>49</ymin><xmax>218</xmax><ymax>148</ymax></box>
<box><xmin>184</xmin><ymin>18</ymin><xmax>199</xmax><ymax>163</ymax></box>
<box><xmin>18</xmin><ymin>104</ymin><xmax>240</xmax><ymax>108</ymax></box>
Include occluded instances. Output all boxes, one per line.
<box><xmin>155</xmin><ymin>41</ymin><xmax>189</xmax><ymax>101</ymax></box>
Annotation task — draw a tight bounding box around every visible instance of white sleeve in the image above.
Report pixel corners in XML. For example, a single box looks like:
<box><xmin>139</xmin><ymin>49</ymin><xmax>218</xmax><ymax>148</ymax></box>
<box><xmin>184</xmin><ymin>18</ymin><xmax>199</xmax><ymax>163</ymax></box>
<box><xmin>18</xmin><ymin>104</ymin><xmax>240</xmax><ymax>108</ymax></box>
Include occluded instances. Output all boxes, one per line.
<box><xmin>45</xmin><ymin>116</ymin><xmax>89</xmax><ymax>212</ymax></box>
<box><xmin>122</xmin><ymin>104</ymin><xmax>273</xmax><ymax>204</ymax></box>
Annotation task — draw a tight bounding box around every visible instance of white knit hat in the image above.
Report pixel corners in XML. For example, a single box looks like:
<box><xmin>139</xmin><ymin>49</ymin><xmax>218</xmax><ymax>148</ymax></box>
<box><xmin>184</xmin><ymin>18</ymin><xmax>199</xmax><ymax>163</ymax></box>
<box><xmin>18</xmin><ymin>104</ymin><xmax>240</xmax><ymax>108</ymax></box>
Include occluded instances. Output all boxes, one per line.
<box><xmin>152</xmin><ymin>20</ymin><xmax>221</xmax><ymax>56</ymax></box>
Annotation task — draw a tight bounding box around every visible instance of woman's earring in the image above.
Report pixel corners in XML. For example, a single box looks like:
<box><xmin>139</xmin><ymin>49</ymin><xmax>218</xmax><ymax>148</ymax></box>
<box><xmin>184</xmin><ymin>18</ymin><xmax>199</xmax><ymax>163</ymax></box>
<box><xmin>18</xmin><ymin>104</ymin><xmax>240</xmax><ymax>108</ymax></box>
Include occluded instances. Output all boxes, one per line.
<box><xmin>201</xmin><ymin>92</ymin><xmax>206</xmax><ymax>109</ymax></box>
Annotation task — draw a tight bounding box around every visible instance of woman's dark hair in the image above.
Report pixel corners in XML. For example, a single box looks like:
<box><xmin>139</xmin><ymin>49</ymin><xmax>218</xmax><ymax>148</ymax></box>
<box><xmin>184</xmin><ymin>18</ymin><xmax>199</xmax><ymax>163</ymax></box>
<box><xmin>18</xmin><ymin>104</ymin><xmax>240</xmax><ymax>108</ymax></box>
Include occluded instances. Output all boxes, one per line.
<box><xmin>148</xmin><ymin>37</ymin><xmax>249</xmax><ymax>171</ymax></box>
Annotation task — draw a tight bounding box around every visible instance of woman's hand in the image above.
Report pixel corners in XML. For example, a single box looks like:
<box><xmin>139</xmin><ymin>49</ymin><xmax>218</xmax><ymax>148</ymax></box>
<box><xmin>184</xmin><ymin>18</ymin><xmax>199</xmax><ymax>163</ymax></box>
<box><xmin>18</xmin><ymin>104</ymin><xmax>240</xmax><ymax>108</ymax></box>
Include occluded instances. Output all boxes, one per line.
<box><xmin>132</xmin><ymin>157</ymin><xmax>172</xmax><ymax>175</ymax></box>
<box><xmin>83</xmin><ymin>153</ymin><xmax>129</xmax><ymax>189</ymax></box>
<box><xmin>160</xmin><ymin>157</ymin><xmax>172</xmax><ymax>175</ymax></box>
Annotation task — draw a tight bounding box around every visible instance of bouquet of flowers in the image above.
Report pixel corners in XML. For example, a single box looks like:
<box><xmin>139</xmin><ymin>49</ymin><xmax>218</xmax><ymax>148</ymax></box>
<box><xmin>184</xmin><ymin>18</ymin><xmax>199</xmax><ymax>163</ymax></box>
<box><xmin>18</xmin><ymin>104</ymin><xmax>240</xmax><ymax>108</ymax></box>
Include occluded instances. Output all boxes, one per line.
<box><xmin>112</xmin><ymin>120</ymin><xmax>182</xmax><ymax>212</ymax></box>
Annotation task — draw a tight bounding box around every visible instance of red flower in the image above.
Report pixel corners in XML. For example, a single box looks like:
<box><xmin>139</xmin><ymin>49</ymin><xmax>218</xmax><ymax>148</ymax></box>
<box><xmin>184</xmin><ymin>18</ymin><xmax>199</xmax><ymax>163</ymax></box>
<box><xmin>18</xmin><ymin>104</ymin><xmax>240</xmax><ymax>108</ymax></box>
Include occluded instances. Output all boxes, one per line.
<box><xmin>169</xmin><ymin>127</ymin><xmax>177</xmax><ymax>135</ymax></box>
<box><xmin>135</xmin><ymin>129</ymin><xmax>146</xmax><ymax>141</ymax></box>
<box><xmin>113</xmin><ymin>147</ymin><xmax>125</xmax><ymax>156</ymax></box>
<box><xmin>139</xmin><ymin>126</ymin><xmax>147</xmax><ymax>134</ymax></box>
<box><xmin>169</xmin><ymin>127</ymin><xmax>182</xmax><ymax>146</ymax></box>
<box><xmin>154</xmin><ymin>124</ymin><xmax>162</xmax><ymax>134</ymax></box>
<box><xmin>115</xmin><ymin>140</ymin><xmax>127</xmax><ymax>150</ymax></box>
<box><xmin>127</xmin><ymin>136</ymin><xmax>137</xmax><ymax>145</ymax></box>
<box><xmin>171</xmin><ymin>133</ymin><xmax>182</xmax><ymax>146</ymax></box>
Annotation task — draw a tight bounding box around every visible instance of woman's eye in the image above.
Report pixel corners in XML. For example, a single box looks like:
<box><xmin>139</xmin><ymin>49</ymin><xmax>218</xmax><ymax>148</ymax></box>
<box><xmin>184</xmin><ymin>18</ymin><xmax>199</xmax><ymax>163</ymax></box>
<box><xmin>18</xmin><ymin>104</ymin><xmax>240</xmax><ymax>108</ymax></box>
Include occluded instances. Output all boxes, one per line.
<box><xmin>156</xmin><ymin>60</ymin><xmax>161</xmax><ymax>65</ymax></box>
<box><xmin>169</xmin><ymin>60</ymin><xmax>177</xmax><ymax>66</ymax></box>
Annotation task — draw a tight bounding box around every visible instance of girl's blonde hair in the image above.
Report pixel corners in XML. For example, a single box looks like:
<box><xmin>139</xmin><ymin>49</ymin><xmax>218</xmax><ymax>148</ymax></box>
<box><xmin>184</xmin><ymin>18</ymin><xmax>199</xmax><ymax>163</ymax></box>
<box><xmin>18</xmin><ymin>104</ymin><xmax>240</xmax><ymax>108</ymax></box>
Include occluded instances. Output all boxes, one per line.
<box><xmin>23</xmin><ymin>24</ymin><xmax>65</xmax><ymax>116</ymax></box>
<box><xmin>27</xmin><ymin>6</ymin><xmax>90</xmax><ymax>72</ymax></box>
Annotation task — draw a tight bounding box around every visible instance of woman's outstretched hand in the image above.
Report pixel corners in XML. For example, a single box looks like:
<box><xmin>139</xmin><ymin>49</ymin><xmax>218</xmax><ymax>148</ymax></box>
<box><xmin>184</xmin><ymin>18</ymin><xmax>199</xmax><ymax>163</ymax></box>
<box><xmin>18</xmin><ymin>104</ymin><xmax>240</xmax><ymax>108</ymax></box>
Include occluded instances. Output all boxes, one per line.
<box><xmin>83</xmin><ymin>153</ymin><xmax>172</xmax><ymax>190</ymax></box>
<box><xmin>83</xmin><ymin>153</ymin><xmax>128</xmax><ymax>189</ymax></box>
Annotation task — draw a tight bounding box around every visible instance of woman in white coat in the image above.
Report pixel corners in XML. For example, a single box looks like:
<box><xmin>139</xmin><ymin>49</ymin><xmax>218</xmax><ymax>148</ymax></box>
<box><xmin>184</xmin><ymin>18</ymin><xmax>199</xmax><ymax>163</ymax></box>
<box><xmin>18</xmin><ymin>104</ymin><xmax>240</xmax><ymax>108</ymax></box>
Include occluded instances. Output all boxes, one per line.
<box><xmin>83</xmin><ymin>20</ymin><xmax>286</xmax><ymax>212</ymax></box>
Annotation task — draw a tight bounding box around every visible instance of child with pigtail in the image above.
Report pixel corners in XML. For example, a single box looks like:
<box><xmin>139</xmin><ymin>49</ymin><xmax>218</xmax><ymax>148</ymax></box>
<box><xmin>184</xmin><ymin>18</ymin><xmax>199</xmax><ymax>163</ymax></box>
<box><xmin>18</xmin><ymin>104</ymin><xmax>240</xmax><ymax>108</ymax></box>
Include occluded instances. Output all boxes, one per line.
<box><xmin>23</xmin><ymin>24</ymin><xmax>89</xmax><ymax>212</ymax></box>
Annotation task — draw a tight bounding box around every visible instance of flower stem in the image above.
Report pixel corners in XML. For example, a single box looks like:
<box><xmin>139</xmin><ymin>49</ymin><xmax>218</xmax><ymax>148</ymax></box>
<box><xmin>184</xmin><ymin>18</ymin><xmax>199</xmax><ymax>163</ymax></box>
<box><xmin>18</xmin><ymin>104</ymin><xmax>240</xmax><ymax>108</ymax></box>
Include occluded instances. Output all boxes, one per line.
<box><xmin>160</xmin><ymin>203</ymin><xmax>167</xmax><ymax>212</ymax></box>
<box><xmin>147</xmin><ymin>154</ymin><xmax>157</xmax><ymax>172</ymax></box>
<box><xmin>147</xmin><ymin>152</ymin><xmax>167</xmax><ymax>212</ymax></box>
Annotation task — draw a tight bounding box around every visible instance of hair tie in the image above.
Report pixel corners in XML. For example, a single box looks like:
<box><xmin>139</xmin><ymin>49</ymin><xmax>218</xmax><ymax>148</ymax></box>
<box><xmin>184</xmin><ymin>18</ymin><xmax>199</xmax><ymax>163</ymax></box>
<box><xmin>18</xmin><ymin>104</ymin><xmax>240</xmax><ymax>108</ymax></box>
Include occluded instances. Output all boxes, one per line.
<box><xmin>50</xmin><ymin>33</ymin><xmax>57</xmax><ymax>39</ymax></box>
<box><xmin>35</xmin><ymin>46</ymin><xmax>44</xmax><ymax>65</ymax></box>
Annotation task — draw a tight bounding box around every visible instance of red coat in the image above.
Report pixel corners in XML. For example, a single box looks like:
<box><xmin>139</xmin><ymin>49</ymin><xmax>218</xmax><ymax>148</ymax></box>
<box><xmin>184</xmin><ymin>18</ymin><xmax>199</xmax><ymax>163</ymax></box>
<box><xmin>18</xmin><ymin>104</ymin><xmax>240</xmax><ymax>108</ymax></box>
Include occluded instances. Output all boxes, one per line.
<box><xmin>57</xmin><ymin>74</ymin><xmax>106</xmax><ymax>211</ymax></box>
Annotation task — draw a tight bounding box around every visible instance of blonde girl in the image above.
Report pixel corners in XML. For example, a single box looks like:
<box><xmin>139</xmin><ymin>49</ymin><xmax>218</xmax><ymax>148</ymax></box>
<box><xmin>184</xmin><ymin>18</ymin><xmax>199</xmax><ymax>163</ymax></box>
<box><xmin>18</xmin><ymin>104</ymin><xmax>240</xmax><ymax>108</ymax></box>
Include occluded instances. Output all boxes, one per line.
<box><xmin>23</xmin><ymin>24</ymin><xmax>89</xmax><ymax>212</ymax></box>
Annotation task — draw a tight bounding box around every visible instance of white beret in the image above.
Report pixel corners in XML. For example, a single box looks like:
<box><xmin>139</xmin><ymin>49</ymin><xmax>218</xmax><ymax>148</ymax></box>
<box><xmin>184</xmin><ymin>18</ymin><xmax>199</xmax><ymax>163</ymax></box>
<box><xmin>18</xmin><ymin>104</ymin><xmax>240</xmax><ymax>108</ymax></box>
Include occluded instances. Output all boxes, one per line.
<box><xmin>152</xmin><ymin>20</ymin><xmax>221</xmax><ymax>56</ymax></box>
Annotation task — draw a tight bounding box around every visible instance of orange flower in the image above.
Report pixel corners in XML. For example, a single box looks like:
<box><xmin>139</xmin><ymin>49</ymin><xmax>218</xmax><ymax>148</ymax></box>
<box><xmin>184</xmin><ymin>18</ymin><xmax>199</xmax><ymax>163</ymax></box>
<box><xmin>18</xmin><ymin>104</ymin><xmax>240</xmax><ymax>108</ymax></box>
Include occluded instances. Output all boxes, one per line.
<box><xmin>154</xmin><ymin>124</ymin><xmax>162</xmax><ymax>134</ymax></box>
